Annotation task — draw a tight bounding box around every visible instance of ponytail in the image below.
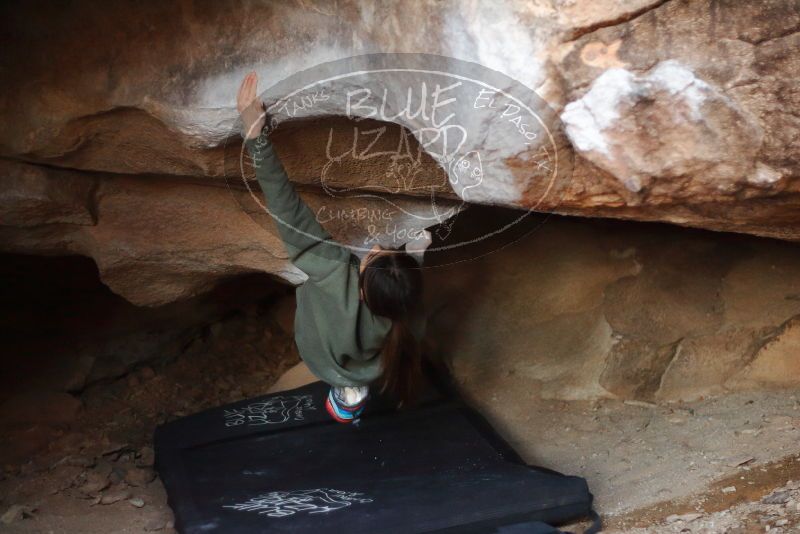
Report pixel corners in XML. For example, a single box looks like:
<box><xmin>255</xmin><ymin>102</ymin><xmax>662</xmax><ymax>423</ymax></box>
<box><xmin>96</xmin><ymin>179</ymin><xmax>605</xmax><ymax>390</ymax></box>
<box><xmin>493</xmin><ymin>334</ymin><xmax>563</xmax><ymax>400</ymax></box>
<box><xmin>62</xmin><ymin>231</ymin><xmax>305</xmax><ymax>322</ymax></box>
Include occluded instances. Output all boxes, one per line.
<box><xmin>379</xmin><ymin>318</ymin><xmax>422</xmax><ymax>407</ymax></box>
<box><xmin>359</xmin><ymin>250</ymin><xmax>424</xmax><ymax>407</ymax></box>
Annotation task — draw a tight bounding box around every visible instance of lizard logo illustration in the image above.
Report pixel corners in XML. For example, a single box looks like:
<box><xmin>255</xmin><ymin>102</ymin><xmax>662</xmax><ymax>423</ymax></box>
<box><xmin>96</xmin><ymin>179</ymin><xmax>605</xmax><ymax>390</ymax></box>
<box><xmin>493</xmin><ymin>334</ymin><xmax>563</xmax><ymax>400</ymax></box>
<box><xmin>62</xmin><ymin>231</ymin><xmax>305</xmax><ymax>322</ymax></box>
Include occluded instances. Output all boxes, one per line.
<box><xmin>223</xmin><ymin>395</ymin><xmax>315</xmax><ymax>427</ymax></box>
<box><xmin>224</xmin><ymin>488</ymin><xmax>373</xmax><ymax>518</ymax></box>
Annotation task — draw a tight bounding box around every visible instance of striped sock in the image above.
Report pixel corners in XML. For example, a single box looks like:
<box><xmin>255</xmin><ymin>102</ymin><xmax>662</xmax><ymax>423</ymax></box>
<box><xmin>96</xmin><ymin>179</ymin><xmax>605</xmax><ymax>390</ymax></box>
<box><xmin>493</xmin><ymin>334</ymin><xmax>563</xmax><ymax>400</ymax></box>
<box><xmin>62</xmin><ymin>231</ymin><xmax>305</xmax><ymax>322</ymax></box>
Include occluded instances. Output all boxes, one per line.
<box><xmin>326</xmin><ymin>388</ymin><xmax>366</xmax><ymax>423</ymax></box>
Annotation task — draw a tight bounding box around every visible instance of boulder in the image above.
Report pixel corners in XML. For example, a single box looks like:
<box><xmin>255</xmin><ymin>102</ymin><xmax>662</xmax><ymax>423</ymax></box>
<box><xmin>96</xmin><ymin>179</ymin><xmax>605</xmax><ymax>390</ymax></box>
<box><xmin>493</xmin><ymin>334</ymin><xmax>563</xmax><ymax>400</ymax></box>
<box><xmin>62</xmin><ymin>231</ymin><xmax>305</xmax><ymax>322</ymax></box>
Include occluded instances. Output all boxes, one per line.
<box><xmin>425</xmin><ymin>212</ymin><xmax>800</xmax><ymax>402</ymax></box>
<box><xmin>0</xmin><ymin>391</ymin><xmax>82</xmax><ymax>429</ymax></box>
<box><xmin>0</xmin><ymin>0</ymin><xmax>797</xmax><ymax>308</ymax></box>
<box><xmin>1</xmin><ymin>0</ymin><xmax>800</xmax><ymax>401</ymax></box>
<box><xmin>554</xmin><ymin>0</ymin><xmax>800</xmax><ymax>240</ymax></box>
<box><xmin>561</xmin><ymin>61</ymin><xmax>764</xmax><ymax>196</ymax></box>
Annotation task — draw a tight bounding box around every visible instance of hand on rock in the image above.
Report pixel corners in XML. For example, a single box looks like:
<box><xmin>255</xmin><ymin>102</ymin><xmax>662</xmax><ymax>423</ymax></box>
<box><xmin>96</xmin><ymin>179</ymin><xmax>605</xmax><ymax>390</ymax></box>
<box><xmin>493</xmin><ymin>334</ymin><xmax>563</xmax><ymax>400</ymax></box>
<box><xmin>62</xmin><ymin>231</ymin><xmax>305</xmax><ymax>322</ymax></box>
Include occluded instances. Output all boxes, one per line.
<box><xmin>237</xmin><ymin>71</ymin><xmax>266</xmax><ymax>140</ymax></box>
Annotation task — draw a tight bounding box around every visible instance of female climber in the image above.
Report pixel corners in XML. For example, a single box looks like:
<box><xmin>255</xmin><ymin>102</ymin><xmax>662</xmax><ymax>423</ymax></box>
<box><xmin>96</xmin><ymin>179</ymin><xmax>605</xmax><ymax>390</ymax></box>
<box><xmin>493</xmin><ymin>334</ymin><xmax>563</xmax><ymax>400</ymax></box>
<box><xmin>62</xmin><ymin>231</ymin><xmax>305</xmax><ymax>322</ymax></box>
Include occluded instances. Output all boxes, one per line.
<box><xmin>236</xmin><ymin>72</ymin><xmax>430</xmax><ymax>423</ymax></box>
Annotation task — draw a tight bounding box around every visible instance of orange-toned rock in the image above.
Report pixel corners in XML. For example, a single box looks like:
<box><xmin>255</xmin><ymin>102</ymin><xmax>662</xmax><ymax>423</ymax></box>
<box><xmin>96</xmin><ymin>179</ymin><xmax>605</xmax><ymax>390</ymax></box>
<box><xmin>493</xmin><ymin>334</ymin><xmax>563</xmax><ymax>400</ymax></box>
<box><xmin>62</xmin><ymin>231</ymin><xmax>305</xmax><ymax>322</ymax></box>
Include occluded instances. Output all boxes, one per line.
<box><xmin>0</xmin><ymin>0</ymin><xmax>798</xmax><ymax>306</ymax></box>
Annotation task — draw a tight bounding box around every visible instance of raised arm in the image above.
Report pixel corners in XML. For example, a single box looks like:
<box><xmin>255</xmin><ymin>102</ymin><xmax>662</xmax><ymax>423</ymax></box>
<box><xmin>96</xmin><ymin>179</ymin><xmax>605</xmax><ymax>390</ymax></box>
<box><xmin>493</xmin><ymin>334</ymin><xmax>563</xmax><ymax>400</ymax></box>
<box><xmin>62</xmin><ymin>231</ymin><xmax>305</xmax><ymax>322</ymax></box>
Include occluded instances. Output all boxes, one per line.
<box><xmin>238</xmin><ymin>72</ymin><xmax>350</xmax><ymax>280</ymax></box>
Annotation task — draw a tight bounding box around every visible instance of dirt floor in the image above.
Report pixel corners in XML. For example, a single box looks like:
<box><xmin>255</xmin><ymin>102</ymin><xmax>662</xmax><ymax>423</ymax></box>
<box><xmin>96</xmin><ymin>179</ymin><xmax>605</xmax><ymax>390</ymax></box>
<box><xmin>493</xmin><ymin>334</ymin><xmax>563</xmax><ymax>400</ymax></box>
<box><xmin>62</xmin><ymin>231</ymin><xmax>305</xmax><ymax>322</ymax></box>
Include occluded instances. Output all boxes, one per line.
<box><xmin>0</xmin><ymin>304</ymin><xmax>300</xmax><ymax>533</ymax></box>
<box><xmin>463</xmin><ymin>375</ymin><xmax>800</xmax><ymax>533</ymax></box>
<box><xmin>1</xmin><ymin>326</ymin><xmax>800</xmax><ymax>532</ymax></box>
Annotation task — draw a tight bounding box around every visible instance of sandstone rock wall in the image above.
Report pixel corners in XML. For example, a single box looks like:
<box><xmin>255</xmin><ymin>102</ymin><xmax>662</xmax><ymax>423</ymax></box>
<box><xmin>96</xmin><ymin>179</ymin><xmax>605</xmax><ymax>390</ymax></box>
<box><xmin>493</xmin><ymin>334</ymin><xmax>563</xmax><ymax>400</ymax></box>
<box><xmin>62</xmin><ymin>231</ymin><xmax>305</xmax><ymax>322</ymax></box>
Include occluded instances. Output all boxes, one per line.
<box><xmin>555</xmin><ymin>0</ymin><xmax>800</xmax><ymax>240</ymax></box>
<box><xmin>425</xmin><ymin>212</ymin><xmax>800</xmax><ymax>402</ymax></box>
<box><xmin>0</xmin><ymin>253</ymin><xmax>289</xmax><ymax>404</ymax></box>
<box><xmin>1</xmin><ymin>0</ymin><xmax>798</xmax><ymax>305</ymax></box>
<box><xmin>0</xmin><ymin>122</ymin><xmax>458</xmax><ymax>305</ymax></box>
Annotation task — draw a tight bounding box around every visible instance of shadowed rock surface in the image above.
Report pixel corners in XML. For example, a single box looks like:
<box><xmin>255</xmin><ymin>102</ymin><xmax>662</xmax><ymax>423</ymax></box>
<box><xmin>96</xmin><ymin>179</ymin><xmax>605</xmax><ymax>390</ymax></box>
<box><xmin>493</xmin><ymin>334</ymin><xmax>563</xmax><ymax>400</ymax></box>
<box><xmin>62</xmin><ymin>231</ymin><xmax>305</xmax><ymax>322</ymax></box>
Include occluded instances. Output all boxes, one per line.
<box><xmin>2</xmin><ymin>2</ymin><xmax>800</xmax><ymax>531</ymax></box>
<box><xmin>1</xmin><ymin>0</ymin><xmax>799</xmax><ymax>306</ymax></box>
<box><xmin>424</xmin><ymin>210</ymin><xmax>800</xmax><ymax>401</ymax></box>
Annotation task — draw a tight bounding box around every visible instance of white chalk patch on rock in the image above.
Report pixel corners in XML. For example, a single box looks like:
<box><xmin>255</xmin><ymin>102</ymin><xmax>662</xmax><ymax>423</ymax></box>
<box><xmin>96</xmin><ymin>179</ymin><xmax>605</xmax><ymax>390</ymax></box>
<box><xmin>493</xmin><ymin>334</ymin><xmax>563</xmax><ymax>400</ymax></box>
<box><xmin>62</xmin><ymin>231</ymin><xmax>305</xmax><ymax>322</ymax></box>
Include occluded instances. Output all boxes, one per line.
<box><xmin>561</xmin><ymin>68</ymin><xmax>635</xmax><ymax>156</ymax></box>
<box><xmin>648</xmin><ymin>60</ymin><xmax>711</xmax><ymax>120</ymax></box>
<box><xmin>748</xmin><ymin>162</ymin><xmax>783</xmax><ymax>186</ymax></box>
<box><xmin>561</xmin><ymin>60</ymin><xmax>764</xmax><ymax>198</ymax></box>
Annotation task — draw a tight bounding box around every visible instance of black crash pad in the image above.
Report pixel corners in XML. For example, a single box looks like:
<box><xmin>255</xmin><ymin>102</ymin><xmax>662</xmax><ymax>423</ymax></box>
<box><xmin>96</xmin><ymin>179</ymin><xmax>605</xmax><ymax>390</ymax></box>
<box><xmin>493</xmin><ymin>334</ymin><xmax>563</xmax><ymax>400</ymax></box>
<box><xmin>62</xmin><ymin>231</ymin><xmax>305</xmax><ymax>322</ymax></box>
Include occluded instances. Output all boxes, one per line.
<box><xmin>155</xmin><ymin>380</ymin><xmax>595</xmax><ymax>533</ymax></box>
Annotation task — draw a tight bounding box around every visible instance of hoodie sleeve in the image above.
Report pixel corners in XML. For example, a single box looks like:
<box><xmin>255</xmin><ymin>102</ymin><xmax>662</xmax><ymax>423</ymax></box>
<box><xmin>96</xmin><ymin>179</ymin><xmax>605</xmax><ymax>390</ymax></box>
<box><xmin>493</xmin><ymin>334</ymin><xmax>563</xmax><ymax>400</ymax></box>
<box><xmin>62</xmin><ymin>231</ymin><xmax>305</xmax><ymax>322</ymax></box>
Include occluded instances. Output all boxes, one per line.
<box><xmin>244</xmin><ymin>128</ymin><xmax>351</xmax><ymax>281</ymax></box>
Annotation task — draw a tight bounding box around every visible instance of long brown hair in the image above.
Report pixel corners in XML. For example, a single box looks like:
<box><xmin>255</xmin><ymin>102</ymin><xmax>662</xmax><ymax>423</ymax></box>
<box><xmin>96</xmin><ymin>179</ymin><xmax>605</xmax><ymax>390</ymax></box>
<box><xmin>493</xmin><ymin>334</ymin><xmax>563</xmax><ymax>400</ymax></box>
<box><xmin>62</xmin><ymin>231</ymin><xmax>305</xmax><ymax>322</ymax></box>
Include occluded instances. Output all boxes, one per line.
<box><xmin>359</xmin><ymin>249</ymin><xmax>423</xmax><ymax>406</ymax></box>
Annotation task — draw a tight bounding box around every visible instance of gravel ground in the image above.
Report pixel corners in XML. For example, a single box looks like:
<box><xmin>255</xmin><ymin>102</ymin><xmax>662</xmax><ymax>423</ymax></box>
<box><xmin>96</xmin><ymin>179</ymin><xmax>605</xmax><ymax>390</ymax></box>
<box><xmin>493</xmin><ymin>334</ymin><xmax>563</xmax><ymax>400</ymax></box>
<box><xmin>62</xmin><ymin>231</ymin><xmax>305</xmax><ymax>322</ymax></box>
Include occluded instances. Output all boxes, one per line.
<box><xmin>459</xmin><ymin>369</ymin><xmax>800</xmax><ymax>520</ymax></box>
<box><xmin>607</xmin><ymin>478</ymin><xmax>800</xmax><ymax>533</ymax></box>
<box><xmin>1</xmin><ymin>313</ymin><xmax>799</xmax><ymax>533</ymax></box>
<box><xmin>0</xmin><ymin>305</ymin><xmax>299</xmax><ymax>533</ymax></box>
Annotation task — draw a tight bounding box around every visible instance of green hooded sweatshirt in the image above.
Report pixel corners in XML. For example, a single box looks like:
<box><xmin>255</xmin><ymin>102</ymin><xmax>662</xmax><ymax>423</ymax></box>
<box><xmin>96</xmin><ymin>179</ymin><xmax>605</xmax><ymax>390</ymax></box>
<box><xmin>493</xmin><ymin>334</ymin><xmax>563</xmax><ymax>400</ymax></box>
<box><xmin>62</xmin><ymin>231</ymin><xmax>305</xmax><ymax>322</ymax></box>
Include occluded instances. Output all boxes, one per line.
<box><xmin>244</xmin><ymin>130</ymin><xmax>425</xmax><ymax>387</ymax></box>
